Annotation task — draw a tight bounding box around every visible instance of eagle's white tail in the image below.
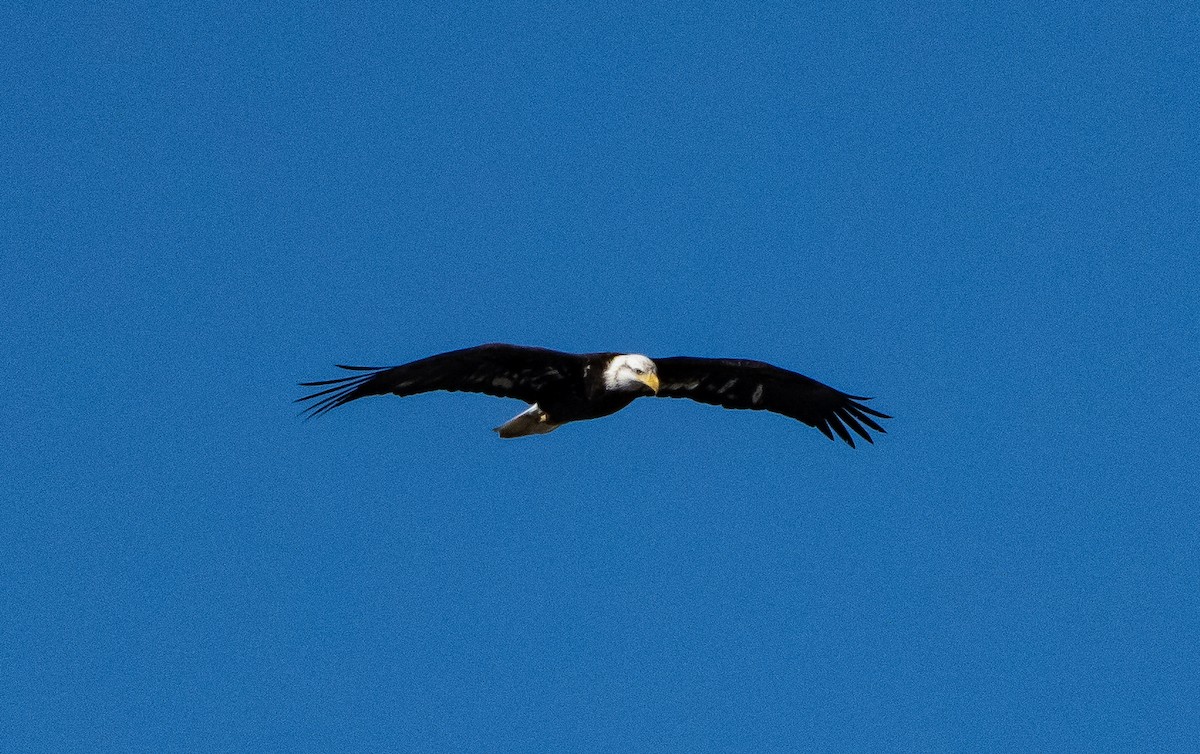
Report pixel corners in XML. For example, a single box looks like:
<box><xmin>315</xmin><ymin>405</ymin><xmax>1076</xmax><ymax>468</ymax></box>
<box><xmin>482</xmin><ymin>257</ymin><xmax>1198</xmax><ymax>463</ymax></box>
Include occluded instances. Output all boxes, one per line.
<box><xmin>494</xmin><ymin>404</ymin><xmax>561</xmax><ymax>438</ymax></box>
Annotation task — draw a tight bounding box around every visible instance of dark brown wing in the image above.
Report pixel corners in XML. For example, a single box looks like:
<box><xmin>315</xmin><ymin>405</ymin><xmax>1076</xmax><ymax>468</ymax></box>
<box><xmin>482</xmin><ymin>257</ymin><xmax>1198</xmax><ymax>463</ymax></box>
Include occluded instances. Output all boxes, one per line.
<box><xmin>296</xmin><ymin>344</ymin><xmax>585</xmax><ymax>418</ymax></box>
<box><xmin>653</xmin><ymin>357</ymin><xmax>890</xmax><ymax>447</ymax></box>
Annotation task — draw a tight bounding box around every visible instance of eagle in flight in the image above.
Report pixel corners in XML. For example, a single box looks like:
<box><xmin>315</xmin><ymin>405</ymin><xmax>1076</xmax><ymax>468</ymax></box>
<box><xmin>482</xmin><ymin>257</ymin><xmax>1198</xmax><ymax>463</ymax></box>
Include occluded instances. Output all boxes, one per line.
<box><xmin>297</xmin><ymin>344</ymin><xmax>890</xmax><ymax>447</ymax></box>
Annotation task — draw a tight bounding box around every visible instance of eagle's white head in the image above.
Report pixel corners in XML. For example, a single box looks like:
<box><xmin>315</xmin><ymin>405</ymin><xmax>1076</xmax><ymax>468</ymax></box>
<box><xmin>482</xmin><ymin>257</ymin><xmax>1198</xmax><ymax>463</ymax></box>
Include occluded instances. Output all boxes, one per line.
<box><xmin>604</xmin><ymin>353</ymin><xmax>660</xmax><ymax>394</ymax></box>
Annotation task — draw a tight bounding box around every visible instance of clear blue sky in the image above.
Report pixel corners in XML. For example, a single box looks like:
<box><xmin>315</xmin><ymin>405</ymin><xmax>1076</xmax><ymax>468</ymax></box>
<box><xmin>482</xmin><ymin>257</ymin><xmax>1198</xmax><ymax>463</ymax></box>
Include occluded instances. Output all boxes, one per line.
<box><xmin>3</xmin><ymin>2</ymin><xmax>1197</xmax><ymax>751</ymax></box>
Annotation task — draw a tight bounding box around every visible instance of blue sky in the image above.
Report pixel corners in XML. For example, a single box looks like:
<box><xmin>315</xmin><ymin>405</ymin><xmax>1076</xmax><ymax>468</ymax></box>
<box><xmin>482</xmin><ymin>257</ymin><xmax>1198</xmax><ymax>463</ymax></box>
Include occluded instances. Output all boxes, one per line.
<box><xmin>3</xmin><ymin>2</ymin><xmax>1197</xmax><ymax>751</ymax></box>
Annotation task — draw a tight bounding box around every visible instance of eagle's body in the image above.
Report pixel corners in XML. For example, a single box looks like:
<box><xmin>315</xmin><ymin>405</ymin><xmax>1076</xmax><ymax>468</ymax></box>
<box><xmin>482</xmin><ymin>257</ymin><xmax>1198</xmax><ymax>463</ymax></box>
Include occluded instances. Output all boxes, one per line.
<box><xmin>298</xmin><ymin>343</ymin><xmax>890</xmax><ymax>447</ymax></box>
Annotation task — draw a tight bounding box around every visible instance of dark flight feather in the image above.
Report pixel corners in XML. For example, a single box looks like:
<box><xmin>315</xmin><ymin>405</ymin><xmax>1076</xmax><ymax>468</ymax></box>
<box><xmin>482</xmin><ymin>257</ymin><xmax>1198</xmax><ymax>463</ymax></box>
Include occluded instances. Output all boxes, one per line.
<box><xmin>296</xmin><ymin>344</ymin><xmax>583</xmax><ymax>418</ymax></box>
<box><xmin>652</xmin><ymin>357</ymin><xmax>890</xmax><ymax>447</ymax></box>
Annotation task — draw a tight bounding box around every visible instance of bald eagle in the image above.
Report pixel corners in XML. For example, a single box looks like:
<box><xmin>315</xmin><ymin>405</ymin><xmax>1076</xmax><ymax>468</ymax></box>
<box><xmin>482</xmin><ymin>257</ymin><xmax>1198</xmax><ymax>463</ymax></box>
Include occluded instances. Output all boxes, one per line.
<box><xmin>297</xmin><ymin>344</ymin><xmax>890</xmax><ymax>447</ymax></box>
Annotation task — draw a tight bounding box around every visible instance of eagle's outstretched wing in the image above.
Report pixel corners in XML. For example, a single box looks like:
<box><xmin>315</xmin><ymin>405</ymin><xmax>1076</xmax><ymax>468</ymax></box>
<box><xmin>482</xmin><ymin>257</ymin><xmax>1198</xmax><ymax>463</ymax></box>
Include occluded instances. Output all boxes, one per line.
<box><xmin>296</xmin><ymin>344</ymin><xmax>584</xmax><ymax>418</ymax></box>
<box><xmin>653</xmin><ymin>357</ymin><xmax>890</xmax><ymax>447</ymax></box>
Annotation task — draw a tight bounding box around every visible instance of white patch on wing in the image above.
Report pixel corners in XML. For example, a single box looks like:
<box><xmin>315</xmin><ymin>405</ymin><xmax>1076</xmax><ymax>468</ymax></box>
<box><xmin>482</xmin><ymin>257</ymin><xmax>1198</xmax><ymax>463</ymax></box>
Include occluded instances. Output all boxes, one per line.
<box><xmin>751</xmin><ymin>384</ymin><xmax>764</xmax><ymax>405</ymax></box>
<box><xmin>718</xmin><ymin>379</ymin><xmax>738</xmax><ymax>393</ymax></box>
<box><xmin>492</xmin><ymin>376</ymin><xmax>514</xmax><ymax>389</ymax></box>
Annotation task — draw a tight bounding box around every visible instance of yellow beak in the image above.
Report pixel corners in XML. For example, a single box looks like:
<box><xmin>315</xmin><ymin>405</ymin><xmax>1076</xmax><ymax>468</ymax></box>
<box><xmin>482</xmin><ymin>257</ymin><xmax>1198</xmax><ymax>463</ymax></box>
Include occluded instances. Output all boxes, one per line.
<box><xmin>640</xmin><ymin>373</ymin><xmax>660</xmax><ymax>394</ymax></box>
